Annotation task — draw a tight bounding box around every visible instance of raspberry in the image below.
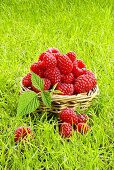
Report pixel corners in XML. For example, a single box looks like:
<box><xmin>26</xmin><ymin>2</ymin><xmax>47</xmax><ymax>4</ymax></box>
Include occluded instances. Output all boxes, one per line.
<box><xmin>31</xmin><ymin>85</ymin><xmax>40</xmax><ymax>93</ymax></box>
<box><xmin>74</xmin><ymin>73</ymin><xmax>97</xmax><ymax>94</ymax></box>
<box><xmin>75</xmin><ymin>59</ymin><xmax>86</xmax><ymax>68</ymax></box>
<box><xmin>56</xmin><ymin>83</ymin><xmax>74</xmax><ymax>95</ymax></box>
<box><xmin>39</xmin><ymin>52</ymin><xmax>47</xmax><ymax>61</ymax></box>
<box><xmin>57</xmin><ymin>54</ymin><xmax>73</xmax><ymax>75</ymax></box>
<box><xmin>59</xmin><ymin>108</ymin><xmax>78</xmax><ymax>125</ymax></box>
<box><xmin>14</xmin><ymin>127</ymin><xmax>32</xmax><ymax>142</ymax></box>
<box><xmin>31</xmin><ymin>78</ymin><xmax>51</xmax><ymax>93</ymax></box>
<box><xmin>66</xmin><ymin>51</ymin><xmax>76</xmax><ymax>62</ymax></box>
<box><xmin>77</xmin><ymin>114</ymin><xmax>89</xmax><ymax>123</ymax></box>
<box><xmin>43</xmin><ymin>78</ymin><xmax>51</xmax><ymax>90</ymax></box>
<box><xmin>85</xmin><ymin>70</ymin><xmax>95</xmax><ymax>77</ymax></box>
<box><xmin>30</xmin><ymin>62</ymin><xmax>44</xmax><ymax>78</ymax></box>
<box><xmin>61</xmin><ymin>73</ymin><xmax>74</xmax><ymax>84</ymax></box>
<box><xmin>44</xmin><ymin>67</ymin><xmax>61</xmax><ymax>86</ymax></box>
<box><xmin>73</xmin><ymin>60</ymin><xmax>86</xmax><ymax>78</ymax></box>
<box><xmin>46</xmin><ymin>47</ymin><xmax>60</xmax><ymax>54</ymax></box>
<box><xmin>59</xmin><ymin>122</ymin><xmax>72</xmax><ymax>138</ymax></box>
<box><xmin>39</xmin><ymin>52</ymin><xmax>57</xmax><ymax>69</ymax></box>
<box><xmin>73</xmin><ymin>67</ymin><xmax>86</xmax><ymax>78</ymax></box>
<box><xmin>76</xmin><ymin>123</ymin><xmax>90</xmax><ymax>134</ymax></box>
<box><xmin>22</xmin><ymin>73</ymin><xmax>32</xmax><ymax>87</ymax></box>
<box><xmin>52</xmin><ymin>53</ymin><xmax>61</xmax><ymax>60</ymax></box>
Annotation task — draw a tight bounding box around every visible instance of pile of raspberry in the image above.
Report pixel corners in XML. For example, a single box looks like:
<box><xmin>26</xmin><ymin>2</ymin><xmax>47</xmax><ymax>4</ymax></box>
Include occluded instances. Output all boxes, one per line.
<box><xmin>22</xmin><ymin>47</ymin><xmax>97</xmax><ymax>95</ymax></box>
<box><xmin>59</xmin><ymin>108</ymin><xmax>91</xmax><ymax>138</ymax></box>
<box><xmin>14</xmin><ymin>107</ymin><xmax>91</xmax><ymax>142</ymax></box>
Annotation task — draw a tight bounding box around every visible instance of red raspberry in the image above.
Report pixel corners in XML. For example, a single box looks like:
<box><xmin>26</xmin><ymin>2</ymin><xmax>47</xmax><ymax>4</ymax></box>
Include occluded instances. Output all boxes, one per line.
<box><xmin>77</xmin><ymin>114</ymin><xmax>89</xmax><ymax>123</ymax></box>
<box><xmin>43</xmin><ymin>78</ymin><xmax>51</xmax><ymax>90</ymax></box>
<box><xmin>44</xmin><ymin>67</ymin><xmax>61</xmax><ymax>86</ymax></box>
<box><xmin>30</xmin><ymin>62</ymin><xmax>44</xmax><ymax>78</ymax></box>
<box><xmin>22</xmin><ymin>73</ymin><xmax>32</xmax><ymax>87</ymax></box>
<box><xmin>39</xmin><ymin>52</ymin><xmax>57</xmax><ymax>69</ymax></box>
<box><xmin>85</xmin><ymin>70</ymin><xmax>96</xmax><ymax>77</ymax></box>
<box><xmin>73</xmin><ymin>67</ymin><xmax>86</xmax><ymax>78</ymax></box>
<box><xmin>75</xmin><ymin>59</ymin><xmax>86</xmax><ymax>68</ymax></box>
<box><xmin>56</xmin><ymin>83</ymin><xmax>74</xmax><ymax>95</ymax></box>
<box><xmin>52</xmin><ymin>53</ymin><xmax>61</xmax><ymax>60</ymax></box>
<box><xmin>66</xmin><ymin>51</ymin><xmax>76</xmax><ymax>62</ymax></box>
<box><xmin>61</xmin><ymin>73</ymin><xmax>74</xmax><ymax>84</ymax></box>
<box><xmin>39</xmin><ymin>52</ymin><xmax>47</xmax><ymax>61</ymax></box>
<box><xmin>73</xmin><ymin>60</ymin><xmax>86</xmax><ymax>78</ymax></box>
<box><xmin>59</xmin><ymin>108</ymin><xmax>78</xmax><ymax>125</ymax></box>
<box><xmin>14</xmin><ymin>127</ymin><xmax>32</xmax><ymax>142</ymax></box>
<box><xmin>76</xmin><ymin>123</ymin><xmax>90</xmax><ymax>134</ymax></box>
<box><xmin>31</xmin><ymin>78</ymin><xmax>51</xmax><ymax>93</ymax></box>
<box><xmin>74</xmin><ymin>73</ymin><xmax>97</xmax><ymax>94</ymax></box>
<box><xmin>31</xmin><ymin>85</ymin><xmax>40</xmax><ymax>93</ymax></box>
<box><xmin>59</xmin><ymin>122</ymin><xmax>72</xmax><ymax>138</ymax></box>
<box><xmin>46</xmin><ymin>47</ymin><xmax>60</xmax><ymax>54</ymax></box>
<box><xmin>57</xmin><ymin>54</ymin><xmax>73</xmax><ymax>75</ymax></box>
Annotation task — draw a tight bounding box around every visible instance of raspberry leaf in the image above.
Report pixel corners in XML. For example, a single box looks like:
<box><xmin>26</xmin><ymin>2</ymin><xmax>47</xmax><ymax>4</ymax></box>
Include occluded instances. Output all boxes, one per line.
<box><xmin>41</xmin><ymin>91</ymin><xmax>51</xmax><ymax>108</ymax></box>
<box><xmin>17</xmin><ymin>91</ymin><xmax>39</xmax><ymax>117</ymax></box>
<box><xmin>31</xmin><ymin>72</ymin><xmax>44</xmax><ymax>91</ymax></box>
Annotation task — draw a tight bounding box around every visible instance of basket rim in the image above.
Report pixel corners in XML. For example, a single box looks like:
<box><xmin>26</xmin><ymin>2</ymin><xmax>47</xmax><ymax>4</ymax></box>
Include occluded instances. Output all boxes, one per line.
<box><xmin>20</xmin><ymin>79</ymin><xmax>99</xmax><ymax>99</ymax></box>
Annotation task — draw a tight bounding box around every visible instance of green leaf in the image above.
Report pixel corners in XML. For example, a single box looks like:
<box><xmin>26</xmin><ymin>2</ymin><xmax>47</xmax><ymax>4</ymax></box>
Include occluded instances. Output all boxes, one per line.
<box><xmin>17</xmin><ymin>91</ymin><xmax>40</xmax><ymax>117</ymax></box>
<box><xmin>31</xmin><ymin>72</ymin><xmax>44</xmax><ymax>91</ymax></box>
<box><xmin>41</xmin><ymin>91</ymin><xmax>51</xmax><ymax>108</ymax></box>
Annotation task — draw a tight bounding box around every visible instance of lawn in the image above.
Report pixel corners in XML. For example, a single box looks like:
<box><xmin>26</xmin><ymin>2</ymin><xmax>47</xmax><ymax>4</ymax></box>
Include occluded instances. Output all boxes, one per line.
<box><xmin>0</xmin><ymin>0</ymin><xmax>114</xmax><ymax>169</ymax></box>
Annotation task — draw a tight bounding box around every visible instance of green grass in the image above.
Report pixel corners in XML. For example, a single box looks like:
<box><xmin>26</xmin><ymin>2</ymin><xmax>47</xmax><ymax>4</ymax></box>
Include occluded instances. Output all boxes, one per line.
<box><xmin>0</xmin><ymin>0</ymin><xmax>114</xmax><ymax>169</ymax></box>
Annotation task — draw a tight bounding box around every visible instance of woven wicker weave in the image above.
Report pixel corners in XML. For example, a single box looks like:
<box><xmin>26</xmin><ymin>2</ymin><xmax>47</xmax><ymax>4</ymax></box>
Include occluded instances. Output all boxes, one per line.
<box><xmin>20</xmin><ymin>80</ymin><xmax>99</xmax><ymax>113</ymax></box>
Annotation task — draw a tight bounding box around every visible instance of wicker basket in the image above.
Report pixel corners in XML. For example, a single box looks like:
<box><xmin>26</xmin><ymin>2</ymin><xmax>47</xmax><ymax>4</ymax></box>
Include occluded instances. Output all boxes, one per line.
<box><xmin>20</xmin><ymin>80</ymin><xmax>99</xmax><ymax>114</ymax></box>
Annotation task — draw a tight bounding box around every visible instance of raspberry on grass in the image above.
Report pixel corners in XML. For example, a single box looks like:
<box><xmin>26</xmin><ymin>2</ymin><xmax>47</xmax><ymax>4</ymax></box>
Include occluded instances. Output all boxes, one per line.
<box><xmin>56</xmin><ymin>83</ymin><xmax>74</xmax><ymax>95</ymax></box>
<box><xmin>76</xmin><ymin>123</ymin><xmax>90</xmax><ymax>134</ymax></box>
<box><xmin>46</xmin><ymin>47</ymin><xmax>60</xmax><ymax>54</ymax></box>
<box><xmin>14</xmin><ymin>127</ymin><xmax>32</xmax><ymax>142</ymax></box>
<box><xmin>74</xmin><ymin>72</ymin><xmax>97</xmax><ymax>94</ymax></box>
<box><xmin>44</xmin><ymin>67</ymin><xmax>61</xmax><ymax>86</ymax></box>
<box><xmin>73</xmin><ymin>59</ymin><xmax>86</xmax><ymax>78</ymax></box>
<box><xmin>59</xmin><ymin>108</ymin><xmax>78</xmax><ymax>125</ymax></box>
<box><xmin>77</xmin><ymin>114</ymin><xmax>89</xmax><ymax>123</ymax></box>
<box><xmin>66</xmin><ymin>51</ymin><xmax>76</xmax><ymax>62</ymax></box>
<box><xmin>22</xmin><ymin>73</ymin><xmax>32</xmax><ymax>87</ymax></box>
<box><xmin>38</xmin><ymin>52</ymin><xmax>57</xmax><ymax>69</ymax></box>
<box><xmin>57</xmin><ymin>54</ymin><xmax>73</xmax><ymax>75</ymax></box>
<box><xmin>59</xmin><ymin>122</ymin><xmax>72</xmax><ymax>138</ymax></box>
<box><xmin>30</xmin><ymin>62</ymin><xmax>44</xmax><ymax>78</ymax></box>
<box><xmin>61</xmin><ymin>73</ymin><xmax>74</xmax><ymax>84</ymax></box>
<box><xmin>31</xmin><ymin>78</ymin><xmax>51</xmax><ymax>93</ymax></box>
